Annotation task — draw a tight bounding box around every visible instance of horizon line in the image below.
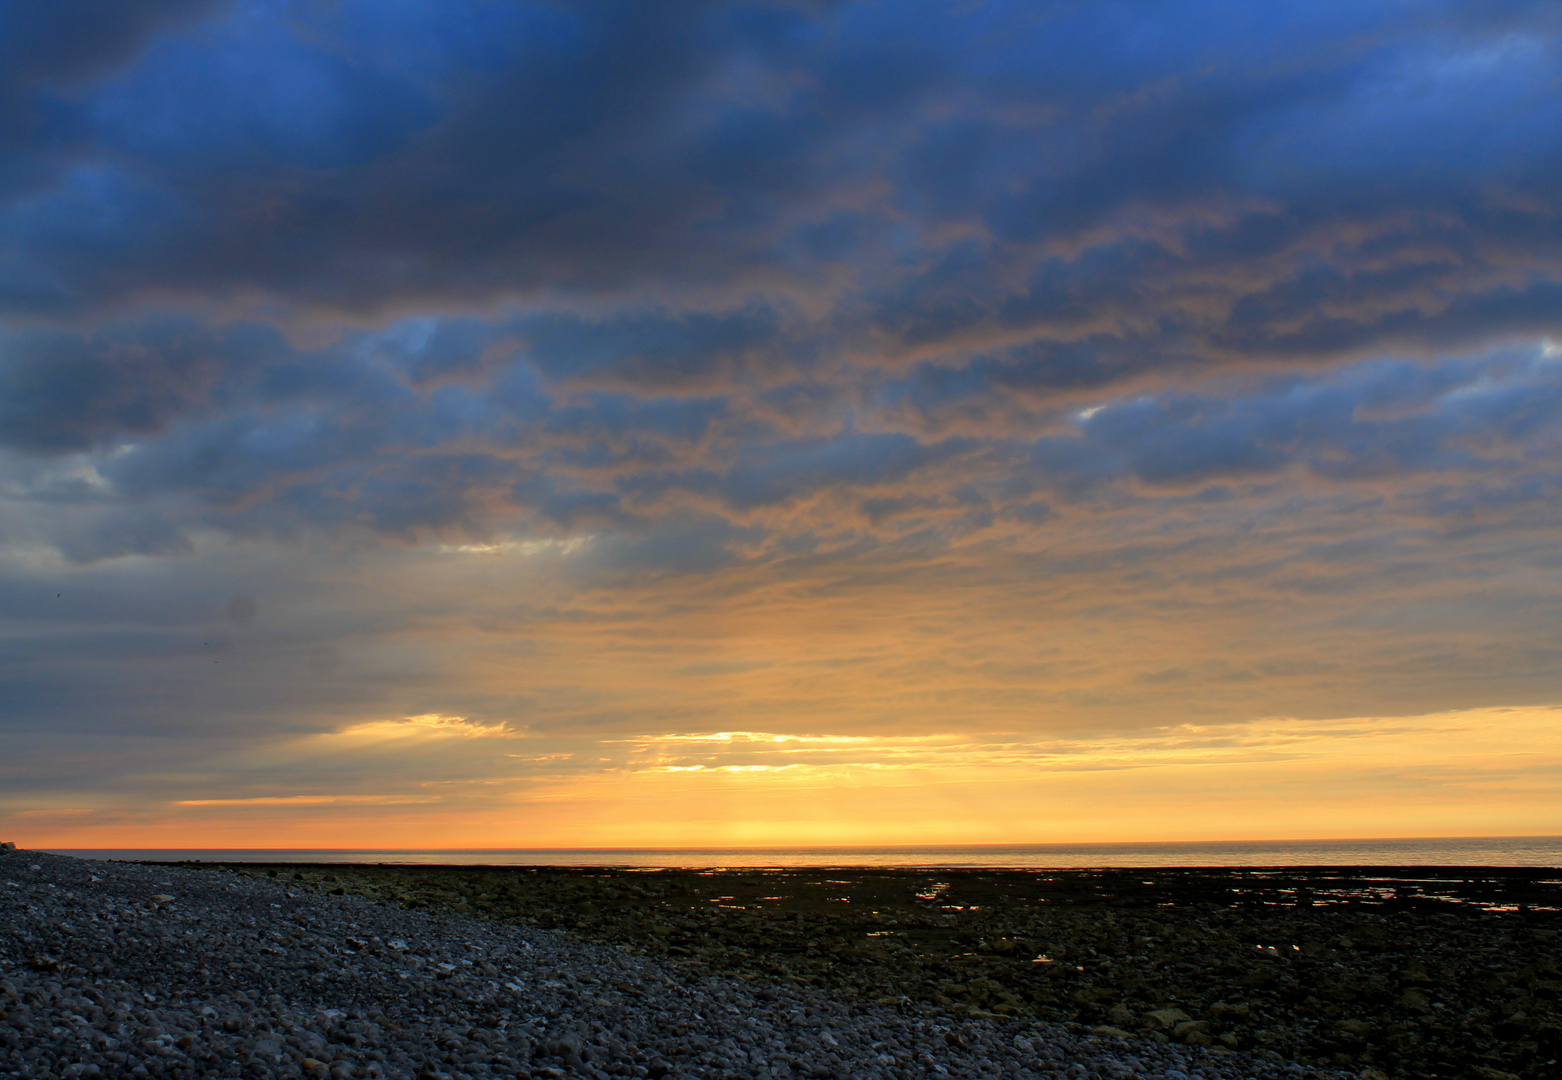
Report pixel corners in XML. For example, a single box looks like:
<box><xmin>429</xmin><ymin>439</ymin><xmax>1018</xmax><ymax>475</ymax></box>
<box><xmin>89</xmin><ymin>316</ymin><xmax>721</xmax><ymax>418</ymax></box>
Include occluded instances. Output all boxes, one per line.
<box><xmin>31</xmin><ymin>833</ymin><xmax>1562</xmax><ymax>853</ymax></box>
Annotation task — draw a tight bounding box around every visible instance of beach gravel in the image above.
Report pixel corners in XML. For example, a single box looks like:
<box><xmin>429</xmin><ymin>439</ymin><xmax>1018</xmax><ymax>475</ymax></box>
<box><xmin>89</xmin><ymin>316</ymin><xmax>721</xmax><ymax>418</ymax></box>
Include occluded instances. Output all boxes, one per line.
<box><xmin>0</xmin><ymin>849</ymin><xmax>1346</xmax><ymax>1080</ymax></box>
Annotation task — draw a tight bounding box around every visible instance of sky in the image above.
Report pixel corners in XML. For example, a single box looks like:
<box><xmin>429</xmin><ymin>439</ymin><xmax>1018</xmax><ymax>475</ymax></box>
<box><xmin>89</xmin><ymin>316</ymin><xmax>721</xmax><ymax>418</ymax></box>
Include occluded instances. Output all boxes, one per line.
<box><xmin>3</xmin><ymin>0</ymin><xmax>1562</xmax><ymax>849</ymax></box>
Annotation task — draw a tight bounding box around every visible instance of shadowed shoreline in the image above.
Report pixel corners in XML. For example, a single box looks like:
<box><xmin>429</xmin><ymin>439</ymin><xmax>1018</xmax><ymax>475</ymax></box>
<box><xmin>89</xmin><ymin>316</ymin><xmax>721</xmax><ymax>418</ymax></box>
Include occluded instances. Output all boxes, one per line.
<box><xmin>152</xmin><ymin>863</ymin><xmax>1561</xmax><ymax>1080</ymax></box>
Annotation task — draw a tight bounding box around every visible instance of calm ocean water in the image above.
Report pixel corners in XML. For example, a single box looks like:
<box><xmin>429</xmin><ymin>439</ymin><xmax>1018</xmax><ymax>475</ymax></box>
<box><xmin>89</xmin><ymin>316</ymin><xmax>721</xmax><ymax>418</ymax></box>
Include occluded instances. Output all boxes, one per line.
<box><xmin>41</xmin><ymin>836</ymin><xmax>1562</xmax><ymax>868</ymax></box>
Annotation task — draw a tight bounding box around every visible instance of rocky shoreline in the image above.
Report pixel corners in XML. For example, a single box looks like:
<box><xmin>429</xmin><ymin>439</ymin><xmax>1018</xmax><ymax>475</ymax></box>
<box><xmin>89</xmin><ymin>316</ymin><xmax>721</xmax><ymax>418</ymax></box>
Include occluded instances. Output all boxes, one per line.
<box><xmin>186</xmin><ymin>861</ymin><xmax>1560</xmax><ymax>1080</ymax></box>
<box><xmin>2</xmin><ymin>849</ymin><xmax>1349</xmax><ymax>1080</ymax></box>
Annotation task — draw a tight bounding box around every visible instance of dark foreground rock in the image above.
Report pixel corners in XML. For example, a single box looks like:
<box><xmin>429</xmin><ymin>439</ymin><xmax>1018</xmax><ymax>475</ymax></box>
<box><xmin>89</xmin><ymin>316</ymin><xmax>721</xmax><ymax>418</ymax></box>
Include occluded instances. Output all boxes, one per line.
<box><xmin>197</xmin><ymin>863</ymin><xmax>1562</xmax><ymax>1080</ymax></box>
<box><xmin>1</xmin><ymin>849</ymin><xmax>1340</xmax><ymax>1080</ymax></box>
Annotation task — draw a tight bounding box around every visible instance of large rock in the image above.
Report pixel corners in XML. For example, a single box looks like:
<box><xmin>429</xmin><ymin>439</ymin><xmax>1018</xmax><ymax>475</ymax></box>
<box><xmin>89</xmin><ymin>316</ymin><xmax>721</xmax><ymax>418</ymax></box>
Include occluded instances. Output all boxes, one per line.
<box><xmin>1142</xmin><ymin>1008</ymin><xmax>1193</xmax><ymax>1031</ymax></box>
<box><xmin>1468</xmin><ymin>1068</ymin><xmax>1521</xmax><ymax>1080</ymax></box>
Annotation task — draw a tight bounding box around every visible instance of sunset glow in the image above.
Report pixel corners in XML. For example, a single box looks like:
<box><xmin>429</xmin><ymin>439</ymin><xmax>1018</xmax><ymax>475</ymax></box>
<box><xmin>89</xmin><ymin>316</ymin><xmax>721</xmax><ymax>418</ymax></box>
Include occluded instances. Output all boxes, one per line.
<box><xmin>9</xmin><ymin>705</ymin><xmax>1561</xmax><ymax>848</ymax></box>
<box><xmin>4</xmin><ymin>2</ymin><xmax>1562</xmax><ymax>850</ymax></box>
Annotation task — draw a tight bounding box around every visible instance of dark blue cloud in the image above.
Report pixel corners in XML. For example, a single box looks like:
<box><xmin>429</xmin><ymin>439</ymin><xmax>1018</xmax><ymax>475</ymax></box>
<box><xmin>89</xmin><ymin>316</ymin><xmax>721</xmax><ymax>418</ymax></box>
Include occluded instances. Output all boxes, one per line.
<box><xmin>1032</xmin><ymin>349</ymin><xmax>1562</xmax><ymax>497</ymax></box>
<box><xmin>0</xmin><ymin>4</ymin><xmax>1560</xmax><ymax>577</ymax></box>
<box><xmin>0</xmin><ymin>0</ymin><xmax>222</xmax><ymax>188</ymax></box>
<box><xmin>0</xmin><ymin>0</ymin><xmax>1556</xmax><ymax>366</ymax></box>
<box><xmin>7</xmin><ymin>304</ymin><xmax>1562</xmax><ymax>566</ymax></box>
<box><xmin>0</xmin><ymin>317</ymin><xmax>291</xmax><ymax>452</ymax></box>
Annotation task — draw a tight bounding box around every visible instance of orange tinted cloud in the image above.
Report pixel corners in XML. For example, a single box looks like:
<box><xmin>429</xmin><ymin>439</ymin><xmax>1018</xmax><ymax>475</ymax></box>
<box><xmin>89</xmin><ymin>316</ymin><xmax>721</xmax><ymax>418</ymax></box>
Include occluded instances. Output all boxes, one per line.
<box><xmin>10</xmin><ymin>706</ymin><xmax>1560</xmax><ymax>848</ymax></box>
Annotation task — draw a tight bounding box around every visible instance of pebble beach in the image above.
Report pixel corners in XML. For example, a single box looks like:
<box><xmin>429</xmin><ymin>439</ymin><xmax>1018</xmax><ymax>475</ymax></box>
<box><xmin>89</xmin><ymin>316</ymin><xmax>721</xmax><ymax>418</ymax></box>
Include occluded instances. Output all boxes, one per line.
<box><xmin>0</xmin><ymin>848</ymin><xmax>1345</xmax><ymax>1080</ymax></box>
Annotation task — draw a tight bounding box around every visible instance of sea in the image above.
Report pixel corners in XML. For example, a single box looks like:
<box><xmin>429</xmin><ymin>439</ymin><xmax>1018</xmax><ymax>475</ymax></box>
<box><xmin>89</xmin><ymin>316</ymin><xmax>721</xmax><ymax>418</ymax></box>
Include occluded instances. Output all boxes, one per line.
<box><xmin>38</xmin><ymin>836</ymin><xmax>1562</xmax><ymax>868</ymax></box>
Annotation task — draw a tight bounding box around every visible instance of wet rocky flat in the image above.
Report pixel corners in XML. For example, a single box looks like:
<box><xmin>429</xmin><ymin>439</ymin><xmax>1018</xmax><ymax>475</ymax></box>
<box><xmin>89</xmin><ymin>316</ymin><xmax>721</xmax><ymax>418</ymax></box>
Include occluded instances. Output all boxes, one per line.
<box><xmin>192</xmin><ymin>862</ymin><xmax>1562</xmax><ymax>1080</ymax></box>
